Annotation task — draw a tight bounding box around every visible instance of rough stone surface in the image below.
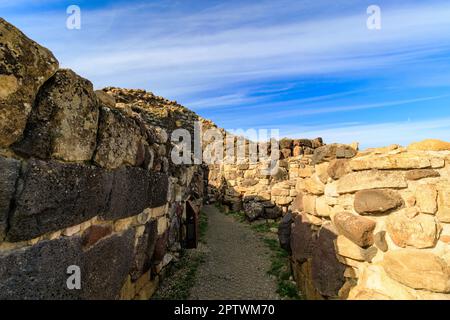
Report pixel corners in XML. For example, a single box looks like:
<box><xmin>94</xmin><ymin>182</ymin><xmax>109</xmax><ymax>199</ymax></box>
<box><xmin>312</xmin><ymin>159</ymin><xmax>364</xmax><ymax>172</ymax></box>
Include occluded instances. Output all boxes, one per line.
<box><xmin>349</xmin><ymin>264</ymin><xmax>416</xmax><ymax>300</ymax></box>
<box><xmin>94</xmin><ymin>107</ymin><xmax>146</xmax><ymax>169</ymax></box>
<box><xmin>415</xmin><ymin>184</ymin><xmax>438</xmax><ymax>214</ymax></box>
<box><xmin>82</xmin><ymin>229</ymin><xmax>135</xmax><ymax>299</ymax></box>
<box><xmin>333</xmin><ymin>212</ymin><xmax>376</xmax><ymax>247</ymax></box>
<box><xmin>311</xmin><ymin>222</ymin><xmax>346</xmax><ymax>297</ymax></box>
<box><xmin>0</xmin><ymin>18</ymin><xmax>59</xmax><ymax>147</ymax></box>
<box><xmin>131</xmin><ymin>220</ymin><xmax>157</xmax><ymax>280</ymax></box>
<box><xmin>354</xmin><ymin>189</ymin><xmax>403</xmax><ymax>215</ymax></box>
<box><xmin>327</xmin><ymin>159</ymin><xmax>351</xmax><ymax>180</ymax></box>
<box><xmin>315</xmin><ymin>196</ymin><xmax>332</xmax><ymax>217</ymax></box>
<box><xmin>262</xmin><ymin>205</ymin><xmax>282</xmax><ymax>219</ymax></box>
<box><xmin>243</xmin><ymin>201</ymin><xmax>264</xmax><ymax>221</ymax></box>
<box><xmin>335</xmin><ymin>170</ymin><xmax>407</xmax><ymax>194</ymax></box>
<box><xmin>82</xmin><ymin>225</ymin><xmax>112</xmax><ymax>249</ymax></box>
<box><xmin>374</xmin><ymin>231</ymin><xmax>388</xmax><ymax>252</ymax></box>
<box><xmin>437</xmin><ymin>187</ymin><xmax>450</xmax><ymax>223</ymax></box>
<box><xmin>95</xmin><ymin>90</ymin><xmax>116</xmax><ymax>108</ymax></box>
<box><xmin>296</xmin><ymin>175</ymin><xmax>324</xmax><ymax>195</ymax></box>
<box><xmin>312</xmin><ymin>144</ymin><xmax>357</xmax><ymax>165</ymax></box>
<box><xmin>350</xmin><ymin>154</ymin><xmax>432</xmax><ymax>170</ymax></box>
<box><xmin>8</xmin><ymin>159</ymin><xmax>113</xmax><ymax>242</ymax></box>
<box><xmin>334</xmin><ymin>235</ymin><xmax>377</xmax><ymax>262</ymax></box>
<box><xmin>104</xmin><ymin>168</ymin><xmax>169</xmax><ymax>221</ymax></box>
<box><xmin>0</xmin><ymin>157</ymin><xmax>20</xmax><ymax>239</ymax></box>
<box><xmin>302</xmin><ymin>194</ymin><xmax>317</xmax><ymax>215</ymax></box>
<box><xmin>291</xmin><ymin>213</ymin><xmax>316</xmax><ymax>264</ymax></box>
<box><xmin>386</xmin><ymin>210</ymin><xmax>441</xmax><ymax>249</ymax></box>
<box><xmin>383</xmin><ymin>250</ymin><xmax>450</xmax><ymax>293</ymax></box>
<box><xmin>408</xmin><ymin>139</ymin><xmax>450</xmax><ymax>151</ymax></box>
<box><xmin>152</xmin><ymin>230</ymin><xmax>168</xmax><ymax>264</ymax></box>
<box><xmin>290</xmin><ymin>193</ymin><xmax>303</xmax><ymax>213</ymax></box>
<box><xmin>0</xmin><ymin>229</ymin><xmax>135</xmax><ymax>299</ymax></box>
<box><xmin>278</xmin><ymin>212</ymin><xmax>292</xmax><ymax>253</ymax></box>
<box><xmin>406</xmin><ymin>169</ymin><xmax>440</xmax><ymax>181</ymax></box>
<box><xmin>12</xmin><ymin>69</ymin><xmax>99</xmax><ymax>161</ymax></box>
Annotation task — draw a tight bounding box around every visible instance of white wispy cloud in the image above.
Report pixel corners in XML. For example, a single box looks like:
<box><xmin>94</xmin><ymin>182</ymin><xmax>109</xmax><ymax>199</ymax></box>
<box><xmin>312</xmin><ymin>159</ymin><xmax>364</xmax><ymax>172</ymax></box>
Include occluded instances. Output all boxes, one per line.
<box><xmin>6</xmin><ymin>0</ymin><xmax>450</xmax><ymax>98</ymax></box>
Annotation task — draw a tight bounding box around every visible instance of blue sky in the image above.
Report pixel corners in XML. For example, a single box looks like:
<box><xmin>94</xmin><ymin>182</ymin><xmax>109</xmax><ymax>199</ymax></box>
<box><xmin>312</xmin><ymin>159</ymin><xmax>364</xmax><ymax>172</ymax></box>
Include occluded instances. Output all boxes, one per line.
<box><xmin>2</xmin><ymin>0</ymin><xmax>450</xmax><ymax>149</ymax></box>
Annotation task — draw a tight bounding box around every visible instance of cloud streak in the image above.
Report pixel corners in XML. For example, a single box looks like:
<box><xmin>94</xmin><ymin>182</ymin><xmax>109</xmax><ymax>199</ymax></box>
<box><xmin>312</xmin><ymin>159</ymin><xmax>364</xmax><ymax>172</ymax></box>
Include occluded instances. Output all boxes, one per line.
<box><xmin>3</xmin><ymin>0</ymin><xmax>450</xmax><ymax>147</ymax></box>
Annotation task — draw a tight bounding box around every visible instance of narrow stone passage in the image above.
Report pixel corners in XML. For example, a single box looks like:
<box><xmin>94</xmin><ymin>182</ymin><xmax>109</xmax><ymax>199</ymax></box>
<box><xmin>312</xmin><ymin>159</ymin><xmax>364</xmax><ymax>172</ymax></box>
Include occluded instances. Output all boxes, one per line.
<box><xmin>189</xmin><ymin>205</ymin><xmax>279</xmax><ymax>300</ymax></box>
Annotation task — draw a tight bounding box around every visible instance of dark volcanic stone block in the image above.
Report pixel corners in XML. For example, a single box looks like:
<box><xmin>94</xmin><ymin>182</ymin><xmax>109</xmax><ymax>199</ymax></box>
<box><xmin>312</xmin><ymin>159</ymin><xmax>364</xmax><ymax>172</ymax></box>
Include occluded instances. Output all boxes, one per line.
<box><xmin>82</xmin><ymin>229</ymin><xmax>135</xmax><ymax>299</ymax></box>
<box><xmin>104</xmin><ymin>167</ymin><xmax>168</xmax><ymax>220</ymax></box>
<box><xmin>278</xmin><ymin>212</ymin><xmax>292</xmax><ymax>253</ymax></box>
<box><xmin>152</xmin><ymin>230</ymin><xmax>169</xmax><ymax>264</ymax></box>
<box><xmin>131</xmin><ymin>220</ymin><xmax>157</xmax><ymax>280</ymax></box>
<box><xmin>0</xmin><ymin>235</ymin><xmax>83</xmax><ymax>300</ymax></box>
<box><xmin>0</xmin><ymin>229</ymin><xmax>135</xmax><ymax>299</ymax></box>
<box><xmin>0</xmin><ymin>157</ymin><xmax>20</xmax><ymax>240</ymax></box>
<box><xmin>151</xmin><ymin>172</ymin><xmax>169</xmax><ymax>207</ymax></box>
<box><xmin>7</xmin><ymin>159</ymin><xmax>113</xmax><ymax>242</ymax></box>
<box><xmin>311</xmin><ymin>222</ymin><xmax>345</xmax><ymax>297</ymax></box>
<box><xmin>290</xmin><ymin>213</ymin><xmax>316</xmax><ymax>264</ymax></box>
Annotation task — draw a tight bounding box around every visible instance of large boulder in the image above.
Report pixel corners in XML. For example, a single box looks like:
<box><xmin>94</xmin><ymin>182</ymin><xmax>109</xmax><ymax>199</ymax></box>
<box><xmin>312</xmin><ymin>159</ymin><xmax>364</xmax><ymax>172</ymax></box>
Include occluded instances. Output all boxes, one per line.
<box><xmin>312</xmin><ymin>144</ymin><xmax>357</xmax><ymax>165</ymax></box>
<box><xmin>290</xmin><ymin>213</ymin><xmax>316</xmax><ymax>263</ymax></box>
<box><xmin>327</xmin><ymin>159</ymin><xmax>352</xmax><ymax>180</ymax></box>
<box><xmin>13</xmin><ymin>69</ymin><xmax>99</xmax><ymax>161</ymax></box>
<box><xmin>335</xmin><ymin>170</ymin><xmax>407</xmax><ymax>194</ymax></box>
<box><xmin>311</xmin><ymin>222</ymin><xmax>346</xmax><ymax>297</ymax></box>
<box><xmin>349</xmin><ymin>154</ymin><xmax>433</xmax><ymax>170</ymax></box>
<box><xmin>94</xmin><ymin>107</ymin><xmax>148</xmax><ymax>170</ymax></box>
<box><xmin>0</xmin><ymin>229</ymin><xmax>135</xmax><ymax>299</ymax></box>
<box><xmin>333</xmin><ymin>212</ymin><xmax>376</xmax><ymax>247</ymax></box>
<box><xmin>243</xmin><ymin>201</ymin><xmax>264</xmax><ymax>221</ymax></box>
<box><xmin>382</xmin><ymin>250</ymin><xmax>450</xmax><ymax>293</ymax></box>
<box><xmin>386</xmin><ymin>210</ymin><xmax>441</xmax><ymax>249</ymax></box>
<box><xmin>103</xmin><ymin>167</ymin><xmax>169</xmax><ymax>221</ymax></box>
<box><xmin>354</xmin><ymin>189</ymin><xmax>403</xmax><ymax>215</ymax></box>
<box><xmin>0</xmin><ymin>18</ymin><xmax>59</xmax><ymax>147</ymax></box>
<box><xmin>7</xmin><ymin>159</ymin><xmax>113</xmax><ymax>242</ymax></box>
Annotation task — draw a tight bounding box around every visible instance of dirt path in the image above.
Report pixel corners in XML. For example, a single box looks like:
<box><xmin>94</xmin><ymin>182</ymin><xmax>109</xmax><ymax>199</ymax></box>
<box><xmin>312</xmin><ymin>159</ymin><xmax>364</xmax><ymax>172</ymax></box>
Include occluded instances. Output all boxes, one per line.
<box><xmin>189</xmin><ymin>205</ymin><xmax>279</xmax><ymax>300</ymax></box>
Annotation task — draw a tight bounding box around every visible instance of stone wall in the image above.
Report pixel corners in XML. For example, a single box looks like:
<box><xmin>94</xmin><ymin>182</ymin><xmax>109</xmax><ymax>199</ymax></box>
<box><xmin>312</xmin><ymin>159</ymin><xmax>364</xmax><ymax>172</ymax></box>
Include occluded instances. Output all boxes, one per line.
<box><xmin>209</xmin><ymin>137</ymin><xmax>450</xmax><ymax>300</ymax></box>
<box><xmin>2</xmin><ymin>17</ymin><xmax>450</xmax><ymax>300</ymax></box>
<box><xmin>292</xmin><ymin>141</ymin><xmax>450</xmax><ymax>300</ymax></box>
<box><xmin>206</xmin><ymin>138</ymin><xmax>326</xmax><ymax>219</ymax></box>
<box><xmin>0</xmin><ymin>18</ymin><xmax>205</xmax><ymax>299</ymax></box>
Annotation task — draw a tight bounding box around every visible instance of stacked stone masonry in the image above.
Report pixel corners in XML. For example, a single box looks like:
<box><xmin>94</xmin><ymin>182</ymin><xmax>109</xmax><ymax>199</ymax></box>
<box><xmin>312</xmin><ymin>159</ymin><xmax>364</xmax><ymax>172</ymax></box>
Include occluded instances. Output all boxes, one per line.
<box><xmin>209</xmin><ymin>139</ymin><xmax>450</xmax><ymax>300</ymax></box>
<box><xmin>0</xmin><ymin>18</ymin><xmax>205</xmax><ymax>299</ymax></box>
<box><xmin>2</xmin><ymin>17</ymin><xmax>450</xmax><ymax>300</ymax></box>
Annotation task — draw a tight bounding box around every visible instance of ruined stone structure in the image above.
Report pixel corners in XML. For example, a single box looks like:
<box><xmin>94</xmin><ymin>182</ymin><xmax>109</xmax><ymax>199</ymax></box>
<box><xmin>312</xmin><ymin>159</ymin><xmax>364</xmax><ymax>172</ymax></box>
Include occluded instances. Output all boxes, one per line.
<box><xmin>208</xmin><ymin>139</ymin><xmax>450</xmax><ymax>300</ymax></box>
<box><xmin>0</xmin><ymin>18</ymin><xmax>205</xmax><ymax>299</ymax></box>
<box><xmin>1</xmin><ymin>18</ymin><xmax>450</xmax><ymax>300</ymax></box>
